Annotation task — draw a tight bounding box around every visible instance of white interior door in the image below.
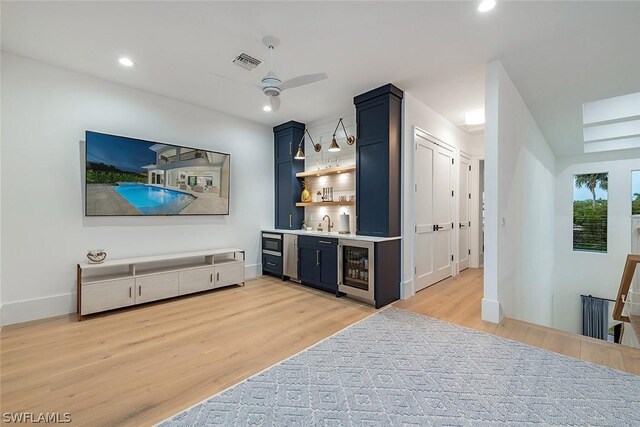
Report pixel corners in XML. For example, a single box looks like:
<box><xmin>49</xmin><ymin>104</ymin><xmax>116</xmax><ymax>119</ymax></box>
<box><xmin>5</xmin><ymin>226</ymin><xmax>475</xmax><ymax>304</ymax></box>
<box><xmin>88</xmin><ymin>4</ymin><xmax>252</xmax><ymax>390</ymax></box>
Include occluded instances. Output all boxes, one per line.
<box><xmin>414</xmin><ymin>135</ymin><xmax>454</xmax><ymax>292</ymax></box>
<box><xmin>458</xmin><ymin>156</ymin><xmax>471</xmax><ymax>271</ymax></box>
<box><xmin>414</xmin><ymin>140</ymin><xmax>435</xmax><ymax>292</ymax></box>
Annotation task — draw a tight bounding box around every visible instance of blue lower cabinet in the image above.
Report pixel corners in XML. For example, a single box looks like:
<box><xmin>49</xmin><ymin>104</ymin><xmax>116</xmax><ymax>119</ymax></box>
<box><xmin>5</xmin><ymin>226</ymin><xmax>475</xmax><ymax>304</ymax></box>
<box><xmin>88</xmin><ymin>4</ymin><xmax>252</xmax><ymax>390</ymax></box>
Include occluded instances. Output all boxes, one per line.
<box><xmin>262</xmin><ymin>254</ymin><xmax>282</xmax><ymax>277</ymax></box>
<box><xmin>298</xmin><ymin>236</ymin><xmax>338</xmax><ymax>294</ymax></box>
<box><xmin>299</xmin><ymin>246</ymin><xmax>320</xmax><ymax>284</ymax></box>
<box><xmin>317</xmin><ymin>239</ymin><xmax>338</xmax><ymax>292</ymax></box>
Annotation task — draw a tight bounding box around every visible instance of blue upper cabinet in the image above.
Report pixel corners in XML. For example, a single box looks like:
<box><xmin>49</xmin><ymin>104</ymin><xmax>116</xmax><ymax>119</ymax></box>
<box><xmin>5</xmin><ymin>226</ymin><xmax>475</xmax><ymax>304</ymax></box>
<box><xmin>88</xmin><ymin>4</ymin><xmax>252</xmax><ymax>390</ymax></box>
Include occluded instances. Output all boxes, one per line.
<box><xmin>274</xmin><ymin>121</ymin><xmax>305</xmax><ymax>230</ymax></box>
<box><xmin>354</xmin><ymin>84</ymin><xmax>403</xmax><ymax>237</ymax></box>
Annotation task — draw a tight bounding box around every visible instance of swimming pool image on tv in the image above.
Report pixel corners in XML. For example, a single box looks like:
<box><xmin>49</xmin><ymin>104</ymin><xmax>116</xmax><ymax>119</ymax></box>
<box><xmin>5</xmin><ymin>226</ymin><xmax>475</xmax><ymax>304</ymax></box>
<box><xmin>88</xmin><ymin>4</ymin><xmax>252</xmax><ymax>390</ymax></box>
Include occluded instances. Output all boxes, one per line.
<box><xmin>85</xmin><ymin>131</ymin><xmax>231</xmax><ymax>216</ymax></box>
<box><xmin>115</xmin><ymin>184</ymin><xmax>196</xmax><ymax>215</ymax></box>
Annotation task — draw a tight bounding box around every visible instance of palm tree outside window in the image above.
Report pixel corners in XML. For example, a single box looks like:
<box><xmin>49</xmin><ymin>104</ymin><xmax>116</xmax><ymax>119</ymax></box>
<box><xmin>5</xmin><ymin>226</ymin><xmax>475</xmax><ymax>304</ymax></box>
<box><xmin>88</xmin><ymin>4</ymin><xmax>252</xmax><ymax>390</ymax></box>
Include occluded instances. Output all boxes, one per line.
<box><xmin>573</xmin><ymin>173</ymin><xmax>608</xmax><ymax>252</ymax></box>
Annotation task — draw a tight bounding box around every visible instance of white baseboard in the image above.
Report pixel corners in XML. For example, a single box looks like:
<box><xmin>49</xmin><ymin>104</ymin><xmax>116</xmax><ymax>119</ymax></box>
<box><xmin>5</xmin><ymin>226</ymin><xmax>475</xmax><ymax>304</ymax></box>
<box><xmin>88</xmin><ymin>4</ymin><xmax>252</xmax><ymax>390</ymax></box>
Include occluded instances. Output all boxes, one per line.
<box><xmin>245</xmin><ymin>263</ymin><xmax>261</xmax><ymax>280</ymax></box>
<box><xmin>481</xmin><ymin>297</ymin><xmax>503</xmax><ymax>324</ymax></box>
<box><xmin>2</xmin><ymin>293</ymin><xmax>75</xmax><ymax>326</ymax></box>
<box><xmin>2</xmin><ymin>263</ymin><xmax>262</xmax><ymax>326</ymax></box>
<box><xmin>401</xmin><ymin>279</ymin><xmax>414</xmax><ymax>300</ymax></box>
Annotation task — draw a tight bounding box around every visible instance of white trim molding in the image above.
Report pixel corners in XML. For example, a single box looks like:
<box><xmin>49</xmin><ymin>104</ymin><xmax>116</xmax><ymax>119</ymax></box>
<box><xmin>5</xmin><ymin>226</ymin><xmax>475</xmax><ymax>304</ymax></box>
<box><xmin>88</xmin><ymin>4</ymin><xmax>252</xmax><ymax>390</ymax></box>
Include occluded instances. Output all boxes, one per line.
<box><xmin>482</xmin><ymin>297</ymin><xmax>503</xmax><ymax>324</ymax></box>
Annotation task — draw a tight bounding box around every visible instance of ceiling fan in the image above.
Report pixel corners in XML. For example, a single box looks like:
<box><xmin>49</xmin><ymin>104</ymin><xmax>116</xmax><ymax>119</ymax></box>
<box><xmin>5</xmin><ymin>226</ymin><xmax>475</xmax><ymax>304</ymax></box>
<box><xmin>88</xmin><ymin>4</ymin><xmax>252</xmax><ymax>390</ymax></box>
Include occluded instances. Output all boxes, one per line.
<box><xmin>257</xmin><ymin>35</ymin><xmax>327</xmax><ymax>112</ymax></box>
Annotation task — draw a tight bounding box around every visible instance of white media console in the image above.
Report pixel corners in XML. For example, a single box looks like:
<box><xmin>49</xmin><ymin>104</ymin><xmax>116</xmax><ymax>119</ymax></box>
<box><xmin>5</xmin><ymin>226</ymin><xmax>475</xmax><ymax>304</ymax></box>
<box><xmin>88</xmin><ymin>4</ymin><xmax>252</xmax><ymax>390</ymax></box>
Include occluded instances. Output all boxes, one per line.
<box><xmin>76</xmin><ymin>249</ymin><xmax>245</xmax><ymax>320</ymax></box>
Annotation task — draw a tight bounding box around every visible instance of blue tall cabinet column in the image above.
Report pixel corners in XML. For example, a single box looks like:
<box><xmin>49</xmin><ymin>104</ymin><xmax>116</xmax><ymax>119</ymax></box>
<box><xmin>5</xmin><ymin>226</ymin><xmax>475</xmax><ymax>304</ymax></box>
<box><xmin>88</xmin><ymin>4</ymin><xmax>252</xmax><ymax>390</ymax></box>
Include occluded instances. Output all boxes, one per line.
<box><xmin>274</xmin><ymin>121</ymin><xmax>305</xmax><ymax>230</ymax></box>
<box><xmin>354</xmin><ymin>84</ymin><xmax>403</xmax><ymax>237</ymax></box>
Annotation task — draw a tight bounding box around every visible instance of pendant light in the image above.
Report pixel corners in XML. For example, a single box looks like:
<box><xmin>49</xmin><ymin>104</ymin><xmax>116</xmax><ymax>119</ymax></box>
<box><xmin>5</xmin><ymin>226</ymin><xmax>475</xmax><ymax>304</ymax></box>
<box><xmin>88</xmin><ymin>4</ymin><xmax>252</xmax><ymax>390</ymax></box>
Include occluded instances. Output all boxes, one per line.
<box><xmin>294</xmin><ymin>129</ymin><xmax>321</xmax><ymax>160</ymax></box>
<box><xmin>329</xmin><ymin>117</ymin><xmax>356</xmax><ymax>152</ymax></box>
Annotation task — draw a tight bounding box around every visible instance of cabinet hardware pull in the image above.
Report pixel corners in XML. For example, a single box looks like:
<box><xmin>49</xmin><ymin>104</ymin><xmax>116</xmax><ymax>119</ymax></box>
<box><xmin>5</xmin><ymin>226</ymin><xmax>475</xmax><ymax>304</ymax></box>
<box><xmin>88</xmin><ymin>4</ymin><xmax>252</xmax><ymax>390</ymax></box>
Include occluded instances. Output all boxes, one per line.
<box><xmin>138</xmin><ymin>286</ymin><xmax>141</xmax><ymax>296</ymax></box>
<box><xmin>217</xmin><ymin>272</ymin><xmax>220</xmax><ymax>281</ymax></box>
<box><xmin>289</xmin><ymin>214</ymin><xmax>292</xmax><ymax>228</ymax></box>
<box><xmin>289</xmin><ymin>141</ymin><xmax>292</xmax><ymax>155</ymax></box>
<box><xmin>316</xmin><ymin>250</ymin><xmax>320</xmax><ymax>266</ymax></box>
<box><xmin>210</xmin><ymin>273</ymin><xmax>213</xmax><ymax>282</ymax></box>
<box><xmin>129</xmin><ymin>287</ymin><xmax>132</xmax><ymax>298</ymax></box>
<box><xmin>267</xmin><ymin>262</ymin><xmax>276</xmax><ymax>266</ymax></box>
<box><xmin>318</xmin><ymin>240</ymin><xmax>332</xmax><ymax>244</ymax></box>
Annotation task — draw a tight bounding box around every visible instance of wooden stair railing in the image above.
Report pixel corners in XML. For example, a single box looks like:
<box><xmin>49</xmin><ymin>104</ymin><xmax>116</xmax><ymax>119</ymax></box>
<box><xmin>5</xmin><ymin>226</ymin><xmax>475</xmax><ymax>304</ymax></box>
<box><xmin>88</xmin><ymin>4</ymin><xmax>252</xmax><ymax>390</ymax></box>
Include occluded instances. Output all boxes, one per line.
<box><xmin>612</xmin><ymin>254</ymin><xmax>640</xmax><ymax>323</ymax></box>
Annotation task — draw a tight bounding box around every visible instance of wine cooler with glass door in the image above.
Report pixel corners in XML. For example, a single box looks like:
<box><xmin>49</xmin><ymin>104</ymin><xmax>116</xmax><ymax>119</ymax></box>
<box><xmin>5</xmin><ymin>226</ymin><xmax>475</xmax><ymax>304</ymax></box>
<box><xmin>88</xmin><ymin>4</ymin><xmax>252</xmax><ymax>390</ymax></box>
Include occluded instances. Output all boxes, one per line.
<box><xmin>338</xmin><ymin>240</ymin><xmax>374</xmax><ymax>304</ymax></box>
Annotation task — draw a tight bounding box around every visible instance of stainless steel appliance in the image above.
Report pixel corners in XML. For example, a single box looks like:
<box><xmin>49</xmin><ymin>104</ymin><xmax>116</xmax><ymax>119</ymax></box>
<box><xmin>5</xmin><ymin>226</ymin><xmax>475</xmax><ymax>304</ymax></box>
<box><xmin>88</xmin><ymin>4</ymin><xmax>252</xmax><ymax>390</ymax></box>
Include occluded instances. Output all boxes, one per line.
<box><xmin>283</xmin><ymin>234</ymin><xmax>299</xmax><ymax>281</ymax></box>
<box><xmin>338</xmin><ymin>239</ymin><xmax>374</xmax><ymax>304</ymax></box>
<box><xmin>262</xmin><ymin>232</ymin><xmax>283</xmax><ymax>256</ymax></box>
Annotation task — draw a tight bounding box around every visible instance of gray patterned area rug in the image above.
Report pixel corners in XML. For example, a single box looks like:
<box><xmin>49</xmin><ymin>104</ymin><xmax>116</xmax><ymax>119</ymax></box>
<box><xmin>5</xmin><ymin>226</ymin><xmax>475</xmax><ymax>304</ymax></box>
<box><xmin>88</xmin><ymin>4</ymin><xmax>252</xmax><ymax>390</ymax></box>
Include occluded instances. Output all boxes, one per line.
<box><xmin>160</xmin><ymin>308</ymin><xmax>640</xmax><ymax>426</ymax></box>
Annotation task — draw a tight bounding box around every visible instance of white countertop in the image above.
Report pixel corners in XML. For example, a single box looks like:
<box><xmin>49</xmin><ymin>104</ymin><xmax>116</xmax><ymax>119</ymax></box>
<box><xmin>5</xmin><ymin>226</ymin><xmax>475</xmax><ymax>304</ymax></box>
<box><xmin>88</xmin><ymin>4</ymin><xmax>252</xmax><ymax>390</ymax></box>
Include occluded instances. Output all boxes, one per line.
<box><xmin>262</xmin><ymin>229</ymin><xmax>401</xmax><ymax>243</ymax></box>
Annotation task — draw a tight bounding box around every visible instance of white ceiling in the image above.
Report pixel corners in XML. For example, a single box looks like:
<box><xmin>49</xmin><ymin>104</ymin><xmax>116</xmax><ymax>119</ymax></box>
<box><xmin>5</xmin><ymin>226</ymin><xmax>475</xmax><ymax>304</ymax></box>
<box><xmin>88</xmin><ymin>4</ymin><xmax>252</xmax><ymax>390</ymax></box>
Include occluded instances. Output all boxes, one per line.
<box><xmin>2</xmin><ymin>1</ymin><xmax>639</xmax><ymax>156</ymax></box>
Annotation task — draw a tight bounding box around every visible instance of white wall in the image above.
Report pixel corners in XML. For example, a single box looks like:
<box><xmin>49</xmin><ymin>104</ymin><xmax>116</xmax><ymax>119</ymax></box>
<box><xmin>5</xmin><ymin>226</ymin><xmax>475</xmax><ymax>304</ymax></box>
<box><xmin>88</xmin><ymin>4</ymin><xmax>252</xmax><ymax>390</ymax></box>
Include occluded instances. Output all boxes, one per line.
<box><xmin>1</xmin><ymin>53</ymin><xmax>273</xmax><ymax>325</ymax></box>
<box><xmin>0</xmin><ymin>47</ymin><xmax>3</xmax><ymax>327</ymax></box>
<box><xmin>553</xmin><ymin>151</ymin><xmax>640</xmax><ymax>334</ymax></box>
<box><xmin>483</xmin><ymin>60</ymin><xmax>556</xmax><ymax>325</ymax></box>
<box><xmin>302</xmin><ymin>111</ymin><xmax>357</xmax><ymax>232</ymax></box>
<box><xmin>401</xmin><ymin>92</ymin><xmax>483</xmax><ymax>298</ymax></box>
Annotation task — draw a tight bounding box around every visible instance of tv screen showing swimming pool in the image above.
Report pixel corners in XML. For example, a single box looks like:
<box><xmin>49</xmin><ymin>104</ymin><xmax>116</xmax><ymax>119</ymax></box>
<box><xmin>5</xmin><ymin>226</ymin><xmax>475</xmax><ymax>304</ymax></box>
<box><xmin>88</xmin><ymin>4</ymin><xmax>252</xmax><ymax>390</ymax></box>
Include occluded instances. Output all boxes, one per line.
<box><xmin>85</xmin><ymin>131</ymin><xmax>230</xmax><ymax>216</ymax></box>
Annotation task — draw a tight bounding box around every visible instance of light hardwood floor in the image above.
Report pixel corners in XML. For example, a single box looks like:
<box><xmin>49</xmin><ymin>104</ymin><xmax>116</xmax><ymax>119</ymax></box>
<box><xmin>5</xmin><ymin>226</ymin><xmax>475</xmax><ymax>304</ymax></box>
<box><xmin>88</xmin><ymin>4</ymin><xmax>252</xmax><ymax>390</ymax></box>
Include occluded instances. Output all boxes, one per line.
<box><xmin>0</xmin><ymin>277</ymin><xmax>374</xmax><ymax>426</ymax></box>
<box><xmin>2</xmin><ymin>270</ymin><xmax>638</xmax><ymax>426</ymax></box>
<box><xmin>394</xmin><ymin>268</ymin><xmax>640</xmax><ymax>375</ymax></box>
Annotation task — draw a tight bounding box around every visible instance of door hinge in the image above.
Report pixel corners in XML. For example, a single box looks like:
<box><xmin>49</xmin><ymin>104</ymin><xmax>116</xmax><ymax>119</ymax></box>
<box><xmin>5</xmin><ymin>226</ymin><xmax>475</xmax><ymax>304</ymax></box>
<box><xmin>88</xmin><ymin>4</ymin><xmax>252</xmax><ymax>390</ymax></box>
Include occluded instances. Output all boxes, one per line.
<box><xmin>469</xmin><ymin>221</ymin><xmax>471</xmax><ymax>227</ymax></box>
<box><xmin>451</xmin><ymin>254</ymin><xmax>454</xmax><ymax>261</ymax></box>
<box><xmin>451</xmin><ymin>190</ymin><xmax>454</xmax><ymax>197</ymax></box>
<box><xmin>468</xmin><ymin>193</ymin><xmax>471</xmax><ymax>199</ymax></box>
<box><xmin>469</xmin><ymin>165</ymin><xmax>471</xmax><ymax>171</ymax></box>
<box><xmin>468</xmin><ymin>249</ymin><xmax>471</xmax><ymax>255</ymax></box>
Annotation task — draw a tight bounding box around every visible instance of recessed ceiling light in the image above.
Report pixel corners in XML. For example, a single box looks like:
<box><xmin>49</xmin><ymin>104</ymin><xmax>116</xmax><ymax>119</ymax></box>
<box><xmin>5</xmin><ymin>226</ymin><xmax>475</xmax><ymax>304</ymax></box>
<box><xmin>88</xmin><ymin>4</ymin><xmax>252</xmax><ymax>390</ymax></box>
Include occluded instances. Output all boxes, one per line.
<box><xmin>118</xmin><ymin>57</ymin><xmax>134</xmax><ymax>67</ymax></box>
<box><xmin>465</xmin><ymin>109</ymin><xmax>485</xmax><ymax>125</ymax></box>
<box><xmin>262</xmin><ymin>105</ymin><xmax>272</xmax><ymax>112</ymax></box>
<box><xmin>478</xmin><ymin>0</ymin><xmax>496</xmax><ymax>12</ymax></box>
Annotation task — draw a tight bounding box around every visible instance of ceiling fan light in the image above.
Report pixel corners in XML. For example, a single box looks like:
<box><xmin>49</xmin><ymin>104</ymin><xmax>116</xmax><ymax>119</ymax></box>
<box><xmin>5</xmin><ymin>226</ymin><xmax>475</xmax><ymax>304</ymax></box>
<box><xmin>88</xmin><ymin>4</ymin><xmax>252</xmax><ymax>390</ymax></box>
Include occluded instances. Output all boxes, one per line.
<box><xmin>328</xmin><ymin>137</ymin><xmax>341</xmax><ymax>152</ymax></box>
<box><xmin>262</xmin><ymin>105</ymin><xmax>272</xmax><ymax>112</ymax></box>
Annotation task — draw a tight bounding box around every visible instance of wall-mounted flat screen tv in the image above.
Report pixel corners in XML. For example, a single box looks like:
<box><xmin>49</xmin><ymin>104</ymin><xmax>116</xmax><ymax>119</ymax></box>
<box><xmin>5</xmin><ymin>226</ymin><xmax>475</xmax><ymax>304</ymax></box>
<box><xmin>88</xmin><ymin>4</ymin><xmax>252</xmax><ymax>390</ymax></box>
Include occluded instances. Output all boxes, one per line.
<box><xmin>85</xmin><ymin>131</ymin><xmax>230</xmax><ymax>216</ymax></box>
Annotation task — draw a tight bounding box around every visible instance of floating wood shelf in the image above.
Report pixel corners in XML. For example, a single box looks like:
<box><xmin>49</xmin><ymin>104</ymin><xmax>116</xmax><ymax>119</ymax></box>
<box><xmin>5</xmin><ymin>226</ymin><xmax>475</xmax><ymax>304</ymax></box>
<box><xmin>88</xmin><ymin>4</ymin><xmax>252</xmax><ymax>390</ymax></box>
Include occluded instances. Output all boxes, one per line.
<box><xmin>296</xmin><ymin>164</ymin><xmax>355</xmax><ymax>178</ymax></box>
<box><xmin>295</xmin><ymin>201</ymin><xmax>355</xmax><ymax>207</ymax></box>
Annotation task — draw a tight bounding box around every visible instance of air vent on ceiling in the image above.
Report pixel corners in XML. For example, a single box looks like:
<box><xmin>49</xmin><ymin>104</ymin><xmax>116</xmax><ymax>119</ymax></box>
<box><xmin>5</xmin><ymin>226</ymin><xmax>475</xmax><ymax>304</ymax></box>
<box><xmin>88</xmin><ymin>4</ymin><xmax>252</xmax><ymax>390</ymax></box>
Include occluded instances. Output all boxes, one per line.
<box><xmin>232</xmin><ymin>52</ymin><xmax>262</xmax><ymax>71</ymax></box>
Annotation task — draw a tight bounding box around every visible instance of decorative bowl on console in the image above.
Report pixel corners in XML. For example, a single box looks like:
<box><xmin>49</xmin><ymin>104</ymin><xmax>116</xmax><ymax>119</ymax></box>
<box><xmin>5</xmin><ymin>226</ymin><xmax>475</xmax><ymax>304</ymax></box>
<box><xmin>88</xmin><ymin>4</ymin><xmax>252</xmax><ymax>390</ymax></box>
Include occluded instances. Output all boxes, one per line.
<box><xmin>87</xmin><ymin>249</ymin><xmax>107</xmax><ymax>264</ymax></box>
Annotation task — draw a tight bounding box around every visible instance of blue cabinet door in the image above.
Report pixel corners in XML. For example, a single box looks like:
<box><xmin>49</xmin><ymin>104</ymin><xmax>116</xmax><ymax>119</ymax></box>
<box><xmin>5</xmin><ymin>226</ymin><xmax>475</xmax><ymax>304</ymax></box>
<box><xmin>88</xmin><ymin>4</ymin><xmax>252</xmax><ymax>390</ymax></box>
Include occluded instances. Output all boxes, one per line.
<box><xmin>299</xmin><ymin>246</ymin><xmax>320</xmax><ymax>285</ymax></box>
<box><xmin>356</xmin><ymin>138</ymin><xmax>388</xmax><ymax>236</ymax></box>
<box><xmin>275</xmin><ymin>160</ymin><xmax>292</xmax><ymax>229</ymax></box>
<box><xmin>275</xmin><ymin>127</ymin><xmax>295</xmax><ymax>162</ymax></box>
<box><xmin>274</xmin><ymin>121</ymin><xmax>305</xmax><ymax>230</ymax></box>
<box><xmin>318</xmin><ymin>242</ymin><xmax>338</xmax><ymax>292</ymax></box>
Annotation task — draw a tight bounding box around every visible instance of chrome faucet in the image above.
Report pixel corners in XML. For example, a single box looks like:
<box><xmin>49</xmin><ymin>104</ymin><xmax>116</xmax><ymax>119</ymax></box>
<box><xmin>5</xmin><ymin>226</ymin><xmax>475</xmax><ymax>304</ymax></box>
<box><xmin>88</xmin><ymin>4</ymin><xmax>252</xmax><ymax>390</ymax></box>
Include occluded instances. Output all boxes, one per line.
<box><xmin>322</xmin><ymin>215</ymin><xmax>333</xmax><ymax>232</ymax></box>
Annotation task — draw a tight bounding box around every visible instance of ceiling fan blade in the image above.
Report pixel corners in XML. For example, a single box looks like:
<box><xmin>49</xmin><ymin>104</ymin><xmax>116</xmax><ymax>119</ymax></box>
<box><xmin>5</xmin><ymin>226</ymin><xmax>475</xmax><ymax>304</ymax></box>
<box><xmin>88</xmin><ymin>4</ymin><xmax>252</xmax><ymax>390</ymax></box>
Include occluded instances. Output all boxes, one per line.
<box><xmin>280</xmin><ymin>73</ymin><xmax>327</xmax><ymax>91</ymax></box>
<box><xmin>270</xmin><ymin>96</ymin><xmax>281</xmax><ymax>112</ymax></box>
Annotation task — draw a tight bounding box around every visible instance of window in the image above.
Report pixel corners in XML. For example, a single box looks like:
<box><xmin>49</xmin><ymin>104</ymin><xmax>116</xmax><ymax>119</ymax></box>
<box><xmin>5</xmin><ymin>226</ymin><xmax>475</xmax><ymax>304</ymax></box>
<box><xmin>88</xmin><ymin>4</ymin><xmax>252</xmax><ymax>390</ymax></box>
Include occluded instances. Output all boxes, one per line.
<box><xmin>633</xmin><ymin>170</ymin><xmax>640</xmax><ymax>215</ymax></box>
<box><xmin>573</xmin><ymin>173</ymin><xmax>608</xmax><ymax>252</ymax></box>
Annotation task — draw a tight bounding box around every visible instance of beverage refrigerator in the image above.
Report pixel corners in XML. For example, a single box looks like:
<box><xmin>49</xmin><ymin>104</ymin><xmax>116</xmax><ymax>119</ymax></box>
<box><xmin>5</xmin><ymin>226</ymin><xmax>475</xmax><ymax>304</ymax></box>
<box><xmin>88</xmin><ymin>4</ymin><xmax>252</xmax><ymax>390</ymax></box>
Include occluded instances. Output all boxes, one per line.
<box><xmin>338</xmin><ymin>239</ymin><xmax>374</xmax><ymax>304</ymax></box>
